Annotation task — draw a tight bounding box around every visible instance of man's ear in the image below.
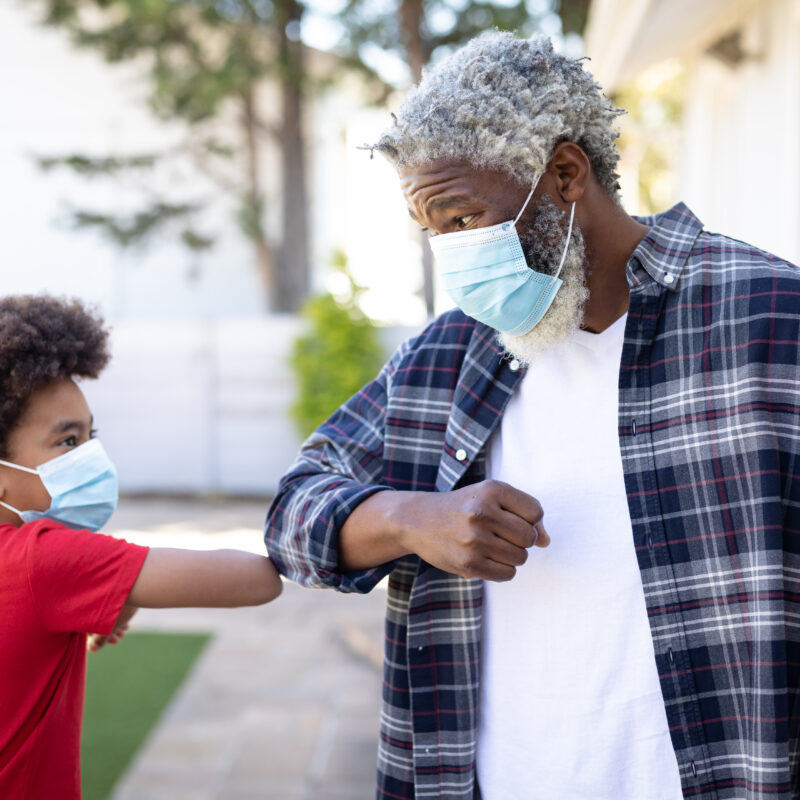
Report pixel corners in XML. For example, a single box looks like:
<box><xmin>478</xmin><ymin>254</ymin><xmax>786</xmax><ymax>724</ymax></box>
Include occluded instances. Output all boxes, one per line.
<box><xmin>547</xmin><ymin>142</ymin><xmax>591</xmax><ymax>204</ymax></box>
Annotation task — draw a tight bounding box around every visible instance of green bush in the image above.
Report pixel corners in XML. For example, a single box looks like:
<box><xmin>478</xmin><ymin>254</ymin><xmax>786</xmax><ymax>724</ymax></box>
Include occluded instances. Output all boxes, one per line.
<box><xmin>290</xmin><ymin>256</ymin><xmax>384</xmax><ymax>438</ymax></box>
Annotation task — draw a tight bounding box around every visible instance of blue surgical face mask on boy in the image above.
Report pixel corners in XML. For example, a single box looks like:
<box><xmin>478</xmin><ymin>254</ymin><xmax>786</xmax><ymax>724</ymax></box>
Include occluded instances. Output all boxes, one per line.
<box><xmin>0</xmin><ymin>438</ymin><xmax>119</xmax><ymax>531</ymax></box>
<box><xmin>428</xmin><ymin>175</ymin><xmax>576</xmax><ymax>335</ymax></box>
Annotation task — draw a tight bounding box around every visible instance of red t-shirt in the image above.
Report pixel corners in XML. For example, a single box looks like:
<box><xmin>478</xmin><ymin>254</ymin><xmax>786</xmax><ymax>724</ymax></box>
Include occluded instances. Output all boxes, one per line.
<box><xmin>0</xmin><ymin>520</ymin><xmax>149</xmax><ymax>799</ymax></box>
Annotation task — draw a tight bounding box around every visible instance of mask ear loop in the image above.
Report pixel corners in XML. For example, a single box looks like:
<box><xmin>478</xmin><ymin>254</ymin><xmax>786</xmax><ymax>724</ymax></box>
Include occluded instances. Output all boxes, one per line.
<box><xmin>0</xmin><ymin>458</ymin><xmax>38</xmax><ymax>474</ymax></box>
<box><xmin>551</xmin><ymin>201</ymin><xmax>576</xmax><ymax>284</ymax></box>
<box><xmin>0</xmin><ymin>499</ymin><xmax>24</xmax><ymax>517</ymax></box>
<box><xmin>512</xmin><ymin>184</ymin><xmax>537</xmax><ymax>228</ymax></box>
<box><xmin>0</xmin><ymin>460</ymin><xmax>40</xmax><ymax>520</ymax></box>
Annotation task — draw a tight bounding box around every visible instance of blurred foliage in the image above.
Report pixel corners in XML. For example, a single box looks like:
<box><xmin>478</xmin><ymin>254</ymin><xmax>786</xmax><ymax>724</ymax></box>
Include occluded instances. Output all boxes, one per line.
<box><xmin>70</xmin><ymin>202</ymin><xmax>211</xmax><ymax>249</ymax></box>
<box><xmin>38</xmin><ymin>153</ymin><xmax>162</xmax><ymax>175</ymax></box>
<box><xmin>30</xmin><ymin>0</ymin><xmax>313</xmax><ymax>310</ymax></box>
<box><xmin>328</xmin><ymin>0</ymin><xmax>591</xmax><ymax>97</ymax></box>
<box><xmin>614</xmin><ymin>60</ymin><xmax>687</xmax><ymax>214</ymax></box>
<box><xmin>290</xmin><ymin>251</ymin><xmax>384</xmax><ymax>437</ymax></box>
<box><xmin>36</xmin><ymin>0</ymin><xmax>308</xmax><ymax>118</ymax></box>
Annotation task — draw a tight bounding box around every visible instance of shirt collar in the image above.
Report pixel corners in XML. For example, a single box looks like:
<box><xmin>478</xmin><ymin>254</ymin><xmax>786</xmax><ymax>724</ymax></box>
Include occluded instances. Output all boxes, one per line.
<box><xmin>629</xmin><ymin>202</ymin><xmax>704</xmax><ymax>292</ymax></box>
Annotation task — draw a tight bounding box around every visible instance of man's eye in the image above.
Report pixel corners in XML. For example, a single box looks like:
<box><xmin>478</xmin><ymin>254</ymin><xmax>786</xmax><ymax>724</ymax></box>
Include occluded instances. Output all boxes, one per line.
<box><xmin>455</xmin><ymin>215</ymin><xmax>476</xmax><ymax>229</ymax></box>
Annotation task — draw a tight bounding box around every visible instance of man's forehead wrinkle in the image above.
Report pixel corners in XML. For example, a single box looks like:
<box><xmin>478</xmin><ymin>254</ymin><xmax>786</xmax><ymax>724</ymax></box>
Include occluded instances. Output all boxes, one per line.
<box><xmin>402</xmin><ymin>170</ymin><xmax>475</xmax><ymax>208</ymax></box>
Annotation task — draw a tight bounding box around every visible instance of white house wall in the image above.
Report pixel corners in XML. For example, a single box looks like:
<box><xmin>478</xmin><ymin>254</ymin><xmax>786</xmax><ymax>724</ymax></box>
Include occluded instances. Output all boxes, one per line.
<box><xmin>80</xmin><ymin>318</ymin><xmax>304</xmax><ymax>495</ymax></box>
<box><xmin>680</xmin><ymin>0</ymin><xmax>800</xmax><ymax>264</ymax></box>
<box><xmin>79</xmin><ymin>317</ymin><xmax>415</xmax><ymax>495</ymax></box>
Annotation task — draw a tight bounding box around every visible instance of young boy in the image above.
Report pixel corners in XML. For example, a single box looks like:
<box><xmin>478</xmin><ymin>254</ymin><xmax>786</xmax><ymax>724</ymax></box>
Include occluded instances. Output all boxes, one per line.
<box><xmin>0</xmin><ymin>294</ymin><xmax>283</xmax><ymax>799</ymax></box>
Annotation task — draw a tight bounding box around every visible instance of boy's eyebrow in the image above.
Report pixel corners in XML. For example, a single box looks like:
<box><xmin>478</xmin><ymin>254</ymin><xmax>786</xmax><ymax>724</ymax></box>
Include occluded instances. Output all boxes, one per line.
<box><xmin>49</xmin><ymin>417</ymin><xmax>93</xmax><ymax>435</ymax></box>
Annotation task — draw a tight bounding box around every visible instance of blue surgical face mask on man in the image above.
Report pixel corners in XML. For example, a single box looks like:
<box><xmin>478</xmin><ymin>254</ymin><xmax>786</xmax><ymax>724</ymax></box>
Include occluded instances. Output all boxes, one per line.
<box><xmin>428</xmin><ymin>175</ymin><xmax>576</xmax><ymax>335</ymax></box>
<box><xmin>0</xmin><ymin>438</ymin><xmax>119</xmax><ymax>531</ymax></box>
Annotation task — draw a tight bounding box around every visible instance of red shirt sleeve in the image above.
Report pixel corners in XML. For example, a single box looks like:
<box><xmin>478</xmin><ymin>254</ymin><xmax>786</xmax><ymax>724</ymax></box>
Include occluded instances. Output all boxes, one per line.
<box><xmin>25</xmin><ymin>521</ymin><xmax>149</xmax><ymax>635</ymax></box>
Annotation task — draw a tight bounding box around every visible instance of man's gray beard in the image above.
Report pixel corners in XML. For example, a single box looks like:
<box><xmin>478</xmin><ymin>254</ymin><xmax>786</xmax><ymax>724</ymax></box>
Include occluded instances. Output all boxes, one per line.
<box><xmin>497</xmin><ymin>198</ymin><xmax>589</xmax><ymax>366</ymax></box>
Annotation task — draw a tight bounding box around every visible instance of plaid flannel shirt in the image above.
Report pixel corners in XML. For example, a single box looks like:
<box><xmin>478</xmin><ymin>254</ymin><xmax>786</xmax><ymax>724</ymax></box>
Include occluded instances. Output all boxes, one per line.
<box><xmin>265</xmin><ymin>203</ymin><xmax>800</xmax><ymax>800</ymax></box>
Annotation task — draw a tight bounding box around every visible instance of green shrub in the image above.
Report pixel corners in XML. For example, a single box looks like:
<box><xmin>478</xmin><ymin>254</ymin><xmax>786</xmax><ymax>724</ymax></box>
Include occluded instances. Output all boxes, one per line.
<box><xmin>290</xmin><ymin>255</ymin><xmax>384</xmax><ymax>438</ymax></box>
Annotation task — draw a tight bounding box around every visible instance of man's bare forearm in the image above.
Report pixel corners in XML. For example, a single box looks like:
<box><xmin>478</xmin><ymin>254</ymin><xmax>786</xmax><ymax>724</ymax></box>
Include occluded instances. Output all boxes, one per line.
<box><xmin>338</xmin><ymin>481</ymin><xmax>549</xmax><ymax>581</ymax></box>
<box><xmin>338</xmin><ymin>490</ymin><xmax>414</xmax><ymax>571</ymax></box>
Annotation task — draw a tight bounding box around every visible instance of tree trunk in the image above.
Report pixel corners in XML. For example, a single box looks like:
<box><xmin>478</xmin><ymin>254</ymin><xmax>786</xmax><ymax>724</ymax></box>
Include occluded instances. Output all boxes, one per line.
<box><xmin>275</xmin><ymin>0</ymin><xmax>310</xmax><ymax>313</ymax></box>
<box><xmin>399</xmin><ymin>0</ymin><xmax>435</xmax><ymax>319</ymax></box>
<box><xmin>242</xmin><ymin>86</ymin><xmax>278</xmax><ymax>309</ymax></box>
<box><xmin>558</xmin><ymin>0</ymin><xmax>592</xmax><ymax>35</ymax></box>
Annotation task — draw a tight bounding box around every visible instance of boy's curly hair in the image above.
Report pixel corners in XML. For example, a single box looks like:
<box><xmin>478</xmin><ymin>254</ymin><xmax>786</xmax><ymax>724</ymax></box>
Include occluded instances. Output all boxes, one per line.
<box><xmin>0</xmin><ymin>295</ymin><xmax>110</xmax><ymax>457</ymax></box>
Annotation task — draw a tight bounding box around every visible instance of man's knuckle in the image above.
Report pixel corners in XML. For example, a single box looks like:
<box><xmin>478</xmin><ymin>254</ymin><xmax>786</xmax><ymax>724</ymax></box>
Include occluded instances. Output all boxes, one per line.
<box><xmin>500</xmin><ymin>566</ymin><xmax>516</xmax><ymax>582</ymax></box>
<box><xmin>457</xmin><ymin>560</ymin><xmax>476</xmax><ymax>579</ymax></box>
<box><xmin>466</xmin><ymin>507</ymin><xmax>488</xmax><ymax>526</ymax></box>
<box><xmin>456</xmin><ymin>526</ymin><xmax>480</xmax><ymax>548</ymax></box>
<box><xmin>461</xmin><ymin>551</ymin><xmax>484</xmax><ymax>574</ymax></box>
<box><xmin>462</xmin><ymin>554</ymin><xmax>477</xmax><ymax>571</ymax></box>
<box><xmin>484</xmin><ymin>479</ymin><xmax>504</xmax><ymax>496</ymax></box>
<box><xmin>524</xmin><ymin>528</ymin><xmax>537</xmax><ymax>547</ymax></box>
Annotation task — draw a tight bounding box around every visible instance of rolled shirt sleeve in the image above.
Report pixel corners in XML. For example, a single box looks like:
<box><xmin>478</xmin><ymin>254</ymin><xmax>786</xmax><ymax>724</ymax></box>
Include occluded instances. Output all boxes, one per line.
<box><xmin>265</xmin><ymin>339</ymin><xmax>414</xmax><ymax>593</ymax></box>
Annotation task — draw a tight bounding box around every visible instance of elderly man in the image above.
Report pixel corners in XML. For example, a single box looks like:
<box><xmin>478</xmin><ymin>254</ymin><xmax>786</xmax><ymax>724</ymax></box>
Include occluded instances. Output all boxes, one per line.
<box><xmin>265</xmin><ymin>32</ymin><xmax>800</xmax><ymax>800</ymax></box>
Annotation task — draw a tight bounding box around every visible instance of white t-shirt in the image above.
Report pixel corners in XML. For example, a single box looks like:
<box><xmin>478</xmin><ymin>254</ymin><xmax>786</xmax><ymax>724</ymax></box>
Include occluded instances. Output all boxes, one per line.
<box><xmin>477</xmin><ymin>314</ymin><xmax>683</xmax><ymax>800</ymax></box>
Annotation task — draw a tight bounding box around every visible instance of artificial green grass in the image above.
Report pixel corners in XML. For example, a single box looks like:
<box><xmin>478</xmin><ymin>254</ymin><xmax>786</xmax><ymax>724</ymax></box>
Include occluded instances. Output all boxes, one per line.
<box><xmin>81</xmin><ymin>631</ymin><xmax>210</xmax><ymax>800</ymax></box>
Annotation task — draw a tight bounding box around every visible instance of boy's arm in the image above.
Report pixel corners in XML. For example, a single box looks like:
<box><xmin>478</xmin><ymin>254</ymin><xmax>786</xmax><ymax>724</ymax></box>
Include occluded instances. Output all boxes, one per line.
<box><xmin>30</xmin><ymin>526</ymin><xmax>280</xmax><ymax>637</ymax></box>
<box><xmin>88</xmin><ymin>550</ymin><xmax>281</xmax><ymax>652</ymax></box>
<box><xmin>124</xmin><ymin>549</ymin><xmax>282</xmax><ymax>608</ymax></box>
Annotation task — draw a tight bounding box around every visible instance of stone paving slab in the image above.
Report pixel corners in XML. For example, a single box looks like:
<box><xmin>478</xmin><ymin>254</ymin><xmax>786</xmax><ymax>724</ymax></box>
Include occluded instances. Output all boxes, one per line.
<box><xmin>101</xmin><ymin>497</ymin><xmax>385</xmax><ymax>800</ymax></box>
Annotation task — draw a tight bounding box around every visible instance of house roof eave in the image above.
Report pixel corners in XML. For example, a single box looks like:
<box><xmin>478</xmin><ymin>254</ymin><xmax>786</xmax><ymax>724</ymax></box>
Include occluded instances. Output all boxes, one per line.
<box><xmin>584</xmin><ymin>0</ymin><xmax>768</xmax><ymax>91</ymax></box>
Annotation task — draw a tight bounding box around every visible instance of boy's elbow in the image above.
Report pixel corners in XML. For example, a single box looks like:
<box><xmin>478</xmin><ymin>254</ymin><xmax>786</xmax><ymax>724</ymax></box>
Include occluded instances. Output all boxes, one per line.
<box><xmin>259</xmin><ymin>575</ymin><xmax>283</xmax><ymax>605</ymax></box>
<box><xmin>243</xmin><ymin>559</ymin><xmax>283</xmax><ymax>606</ymax></box>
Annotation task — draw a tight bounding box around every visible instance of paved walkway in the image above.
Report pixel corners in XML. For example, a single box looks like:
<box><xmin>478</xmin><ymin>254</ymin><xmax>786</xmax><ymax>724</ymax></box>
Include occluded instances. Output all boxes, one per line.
<box><xmin>103</xmin><ymin>497</ymin><xmax>385</xmax><ymax>800</ymax></box>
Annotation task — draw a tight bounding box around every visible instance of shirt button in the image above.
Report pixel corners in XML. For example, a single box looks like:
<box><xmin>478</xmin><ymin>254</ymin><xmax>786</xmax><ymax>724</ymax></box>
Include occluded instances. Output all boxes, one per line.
<box><xmin>690</xmin><ymin>761</ymin><xmax>697</xmax><ymax>777</ymax></box>
<box><xmin>455</xmin><ymin>448</ymin><xmax>467</xmax><ymax>462</ymax></box>
<box><xmin>664</xmin><ymin>273</ymin><xmax>675</xmax><ymax>285</ymax></box>
<box><xmin>647</xmin><ymin>535</ymin><xmax>654</xmax><ymax>550</ymax></box>
<box><xmin>508</xmin><ymin>358</ymin><xmax>520</xmax><ymax>372</ymax></box>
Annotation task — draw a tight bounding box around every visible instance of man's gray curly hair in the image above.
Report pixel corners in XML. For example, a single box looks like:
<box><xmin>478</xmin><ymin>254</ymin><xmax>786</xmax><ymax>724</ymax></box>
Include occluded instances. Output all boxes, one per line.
<box><xmin>374</xmin><ymin>31</ymin><xmax>625</xmax><ymax>196</ymax></box>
